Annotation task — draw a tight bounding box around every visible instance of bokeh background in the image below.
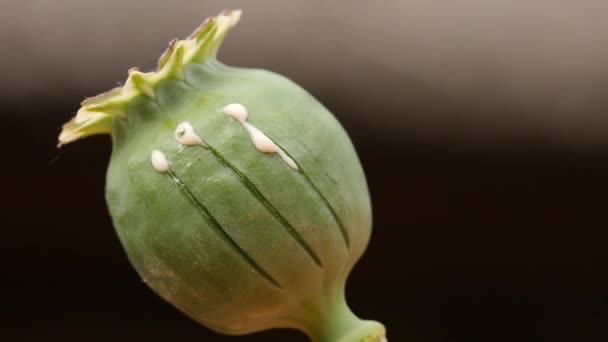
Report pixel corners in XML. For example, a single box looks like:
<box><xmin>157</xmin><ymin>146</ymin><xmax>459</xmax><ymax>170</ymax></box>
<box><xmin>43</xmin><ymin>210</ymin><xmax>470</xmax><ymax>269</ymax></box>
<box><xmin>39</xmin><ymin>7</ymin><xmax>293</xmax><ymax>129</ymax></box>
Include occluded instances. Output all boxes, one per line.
<box><xmin>2</xmin><ymin>0</ymin><xmax>607</xmax><ymax>341</ymax></box>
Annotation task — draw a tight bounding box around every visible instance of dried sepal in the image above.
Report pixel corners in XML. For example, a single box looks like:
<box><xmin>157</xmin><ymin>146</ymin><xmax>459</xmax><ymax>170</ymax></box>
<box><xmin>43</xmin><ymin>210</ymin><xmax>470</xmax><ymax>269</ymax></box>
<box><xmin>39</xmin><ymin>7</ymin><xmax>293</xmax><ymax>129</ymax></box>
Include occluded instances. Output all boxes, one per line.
<box><xmin>57</xmin><ymin>9</ymin><xmax>242</xmax><ymax>147</ymax></box>
<box><xmin>58</xmin><ymin>109</ymin><xmax>113</xmax><ymax>147</ymax></box>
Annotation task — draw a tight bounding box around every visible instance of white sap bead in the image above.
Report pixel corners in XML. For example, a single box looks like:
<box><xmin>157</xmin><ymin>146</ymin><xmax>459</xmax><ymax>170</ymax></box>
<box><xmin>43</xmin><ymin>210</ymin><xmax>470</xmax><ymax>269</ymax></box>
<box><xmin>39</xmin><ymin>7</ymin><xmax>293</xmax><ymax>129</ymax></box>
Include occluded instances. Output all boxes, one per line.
<box><xmin>175</xmin><ymin>121</ymin><xmax>202</xmax><ymax>146</ymax></box>
<box><xmin>223</xmin><ymin>102</ymin><xmax>299</xmax><ymax>170</ymax></box>
<box><xmin>151</xmin><ymin>149</ymin><xmax>170</xmax><ymax>173</ymax></box>
<box><xmin>248</xmin><ymin>126</ymin><xmax>278</xmax><ymax>153</ymax></box>
<box><xmin>223</xmin><ymin>103</ymin><xmax>248</xmax><ymax>122</ymax></box>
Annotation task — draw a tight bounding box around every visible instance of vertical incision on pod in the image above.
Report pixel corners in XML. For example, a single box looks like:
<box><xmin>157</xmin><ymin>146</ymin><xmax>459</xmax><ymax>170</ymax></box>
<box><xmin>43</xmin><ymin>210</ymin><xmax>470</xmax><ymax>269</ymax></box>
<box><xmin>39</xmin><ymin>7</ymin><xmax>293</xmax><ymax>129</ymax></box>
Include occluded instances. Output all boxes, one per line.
<box><xmin>221</xmin><ymin>104</ymin><xmax>350</xmax><ymax>248</ymax></box>
<box><xmin>150</xmin><ymin>149</ymin><xmax>282</xmax><ymax>288</ymax></box>
<box><xmin>175</xmin><ymin>122</ymin><xmax>323</xmax><ymax>267</ymax></box>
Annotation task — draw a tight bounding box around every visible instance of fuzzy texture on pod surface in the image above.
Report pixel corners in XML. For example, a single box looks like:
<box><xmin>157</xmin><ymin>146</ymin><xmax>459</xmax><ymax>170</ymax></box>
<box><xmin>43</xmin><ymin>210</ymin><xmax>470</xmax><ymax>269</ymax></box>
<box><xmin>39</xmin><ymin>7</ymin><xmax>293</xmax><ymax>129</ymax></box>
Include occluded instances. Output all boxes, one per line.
<box><xmin>59</xmin><ymin>10</ymin><xmax>385</xmax><ymax>342</ymax></box>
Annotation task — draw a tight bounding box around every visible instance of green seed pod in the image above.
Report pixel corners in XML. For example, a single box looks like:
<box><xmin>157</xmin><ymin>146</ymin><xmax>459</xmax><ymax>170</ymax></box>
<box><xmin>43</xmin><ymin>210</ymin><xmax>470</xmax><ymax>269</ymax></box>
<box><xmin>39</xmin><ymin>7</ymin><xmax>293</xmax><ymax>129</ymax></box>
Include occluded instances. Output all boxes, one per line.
<box><xmin>59</xmin><ymin>10</ymin><xmax>385</xmax><ymax>342</ymax></box>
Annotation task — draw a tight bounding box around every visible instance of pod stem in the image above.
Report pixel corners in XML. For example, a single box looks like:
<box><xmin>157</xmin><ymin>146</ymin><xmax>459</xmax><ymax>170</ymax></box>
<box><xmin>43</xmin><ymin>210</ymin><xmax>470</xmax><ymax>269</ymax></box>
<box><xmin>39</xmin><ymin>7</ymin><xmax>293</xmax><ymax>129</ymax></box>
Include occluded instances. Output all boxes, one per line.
<box><xmin>299</xmin><ymin>297</ymin><xmax>386</xmax><ymax>342</ymax></box>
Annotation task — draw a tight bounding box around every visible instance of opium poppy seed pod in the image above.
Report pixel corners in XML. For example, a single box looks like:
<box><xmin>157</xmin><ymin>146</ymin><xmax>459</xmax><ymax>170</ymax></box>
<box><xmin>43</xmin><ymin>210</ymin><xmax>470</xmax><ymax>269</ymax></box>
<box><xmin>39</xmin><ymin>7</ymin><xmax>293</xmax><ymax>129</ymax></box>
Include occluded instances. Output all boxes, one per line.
<box><xmin>59</xmin><ymin>10</ymin><xmax>386</xmax><ymax>342</ymax></box>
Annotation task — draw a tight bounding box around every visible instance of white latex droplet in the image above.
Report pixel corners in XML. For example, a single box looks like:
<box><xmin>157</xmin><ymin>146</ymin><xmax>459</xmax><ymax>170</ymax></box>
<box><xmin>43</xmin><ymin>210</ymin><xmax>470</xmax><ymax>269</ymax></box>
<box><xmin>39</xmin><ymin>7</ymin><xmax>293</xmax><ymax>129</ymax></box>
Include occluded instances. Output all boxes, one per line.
<box><xmin>223</xmin><ymin>103</ymin><xmax>248</xmax><ymax>122</ymax></box>
<box><xmin>223</xmin><ymin>103</ymin><xmax>299</xmax><ymax>170</ymax></box>
<box><xmin>175</xmin><ymin>121</ymin><xmax>202</xmax><ymax>146</ymax></box>
<box><xmin>151</xmin><ymin>149</ymin><xmax>170</xmax><ymax>173</ymax></box>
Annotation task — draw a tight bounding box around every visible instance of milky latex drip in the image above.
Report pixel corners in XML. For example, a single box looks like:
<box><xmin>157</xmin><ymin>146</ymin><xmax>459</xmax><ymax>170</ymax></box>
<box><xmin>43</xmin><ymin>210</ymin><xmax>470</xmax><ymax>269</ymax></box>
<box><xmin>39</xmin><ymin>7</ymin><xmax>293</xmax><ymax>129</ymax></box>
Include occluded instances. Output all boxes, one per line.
<box><xmin>175</xmin><ymin>122</ymin><xmax>202</xmax><ymax>146</ymax></box>
<box><xmin>151</xmin><ymin>150</ymin><xmax>170</xmax><ymax>173</ymax></box>
<box><xmin>222</xmin><ymin>103</ymin><xmax>298</xmax><ymax>170</ymax></box>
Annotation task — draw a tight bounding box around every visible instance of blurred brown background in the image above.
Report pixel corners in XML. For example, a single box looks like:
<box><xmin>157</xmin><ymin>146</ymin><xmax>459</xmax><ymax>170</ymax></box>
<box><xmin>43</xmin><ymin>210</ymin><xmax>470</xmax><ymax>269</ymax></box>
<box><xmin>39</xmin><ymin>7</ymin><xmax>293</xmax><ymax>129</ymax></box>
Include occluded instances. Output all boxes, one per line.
<box><xmin>2</xmin><ymin>0</ymin><xmax>607</xmax><ymax>341</ymax></box>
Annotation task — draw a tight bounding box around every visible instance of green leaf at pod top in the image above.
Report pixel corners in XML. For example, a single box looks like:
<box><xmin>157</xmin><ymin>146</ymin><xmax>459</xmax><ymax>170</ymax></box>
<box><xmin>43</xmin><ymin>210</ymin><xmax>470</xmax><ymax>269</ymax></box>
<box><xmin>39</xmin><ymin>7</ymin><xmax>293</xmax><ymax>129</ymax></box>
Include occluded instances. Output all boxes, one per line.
<box><xmin>59</xmin><ymin>9</ymin><xmax>386</xmax><ymax>342</ymax></box>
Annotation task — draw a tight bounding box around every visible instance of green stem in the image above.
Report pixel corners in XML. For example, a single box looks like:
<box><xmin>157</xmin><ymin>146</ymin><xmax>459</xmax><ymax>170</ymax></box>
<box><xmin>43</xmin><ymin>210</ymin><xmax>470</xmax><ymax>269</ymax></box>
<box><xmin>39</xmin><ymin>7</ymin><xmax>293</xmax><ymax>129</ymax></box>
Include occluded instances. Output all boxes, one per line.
<box><xmin>299</xmin><ymin>297</ymin><xmax>386</xmax><ymax>342</ymax></box>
